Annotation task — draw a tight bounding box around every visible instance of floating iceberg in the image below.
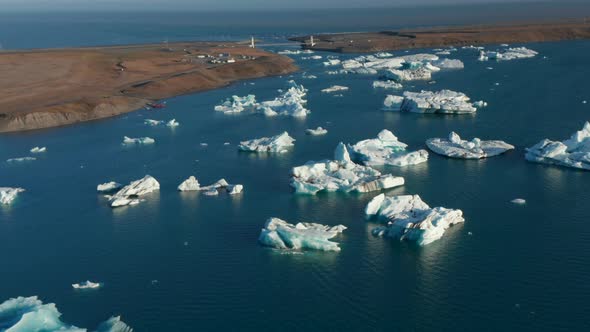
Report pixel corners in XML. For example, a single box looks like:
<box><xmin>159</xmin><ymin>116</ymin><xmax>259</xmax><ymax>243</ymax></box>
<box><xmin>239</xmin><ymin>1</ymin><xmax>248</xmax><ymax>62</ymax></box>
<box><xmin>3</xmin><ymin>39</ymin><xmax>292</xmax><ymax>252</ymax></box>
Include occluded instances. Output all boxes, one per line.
<box><xmin>388</xmin><ymin>90</ymin><xmax>479</xmax><ymax>114</ymax></box>
<box><xmin>306</xmin><ymin>127</ymin><xmax>328</xmax><ymax>136</ymax></box>
<box><xmin>321</xmin><ymin>85</ymin><xmax>349</xmax><ymax>93</ymax></box>
<box><xmin>97</xmin><ymin>181</ymin><xmax>122</xmax><ymax>193</ymax></box>
<box><xmin>144</xmin><ymin>119</ymin><xmax>163</xmax><ymax>126</ymax></box>
<box><xmin>426</xmin><ymin>132</ymin><xmax>514</xmax><ymax>159</ymax></box>
<box><xmin>0</xmin><ymin>187</ymin><xmax>25</xmax><ymax>205</ymax></box>
<box><xmin>291</xmin><ymin>143</ymin><xmax>405</xmax><ymax>195</ymax></box>
<box><xmin>258</xmin><ymin>217</ymin><xmax>347</xmax><ymax>252</ymax></box>
<box><xmin>278</xmin><ymin>49</ymin><xmax>314</xmax><ymax>55</ymax></box>
<box><xmin>227</xmin><ymin>184</ymin><xmax>243</xmax><ymax>195</ymax></box>
<box><xmin>366</xmin><ymin>194</ymin><xmax>464</xmax><ymax>246</ymax></box>
<box><xmin>0</xmin><ymin>296</ymin><xmax>133</xmax><ymax>332</ymax></box>
<box><xmin>432</xmin><ymin>58</ymin><xmax>464</xmax><ymax>69</ymax></box>
<box><xmin>349</xmin><ymin>129</ymin><xmax>429</xmax><ymax>167</ymax></box>
<box><xmin>166</xmin><ymin>119</ymin><xmax>179</xmax><ymax>128</ymax></box>
<box><xmin>478</xmin><ymin>47</ymin><xmax>538</xmax><ymax>61</ymax></box>
<box><xmin>30</xmin><ymin>146</ymin><xmax>46</xmax><ymax>153</ymax></box>
<box><xmin>107</xmin><ymin>175</ymin><xmax>160</xmax><ymax>207</ymax></box>
<box><xmin>6</xmin><ymin>157</ymin><xmax>36</xmax><ymax>163</ymax></box>
<box><xmin>525</xmin><ymin>122</ymin><xmax>590</xmax><ymax>170</ymax></box>
<box><xmin>372</xmin><ymin>80</ymin><xmax>403</xmax><ymax>90</ymax></box>
<box><xmin>178</xmin><ymin>176</ymin><xmax>200</xmax><ymax>191</ymax></box>
<box><xmin>473</xmin><ymin>100</ymin><xmax>488</xmax><ymax>108</ymax></box>
<box><xmin>256</xmin><ymin>81</ymin><xmax>309</xmax><ymax>117</ymax></box>
<box><xmin>214</xmin><ymin>95</ymin><xmax>257</xmax><ymax>114</ymax></box>
<box><xmin>238</xmin><ymin>132</ymin><xmax>295</xmax><ymax>153</ymax></box>
<box><xmin>72</xmin><ymin>280</ymin><xmax>102</xmax><ymax>289</ymax></box>
<box><xmin>383</xmin><ymin>68</ymin><xmax>432</xmax><ymax>81</ymax></box>
<box><xmin>511</xmin><ymin>198</ymin><xmax>526</xmax><ymax>205</ymax></box>
<box><xmin>178</xmin><ymin>177</ymin><xmax>243</xmax><ymax>195</ymax></box>
<box><xmin>122</xmin><ymin>136</ymin><xmax>155</xmax><ymax>145</ymax></box>
<box><xmin>383</xmin><ymin>95</ymin><xmax>405</xmax><ymax>111</ymax></box>
<box><xmin>323</xmin><ymin>59</ymin><xmax>341</xmax><ymax>66</ymax></box>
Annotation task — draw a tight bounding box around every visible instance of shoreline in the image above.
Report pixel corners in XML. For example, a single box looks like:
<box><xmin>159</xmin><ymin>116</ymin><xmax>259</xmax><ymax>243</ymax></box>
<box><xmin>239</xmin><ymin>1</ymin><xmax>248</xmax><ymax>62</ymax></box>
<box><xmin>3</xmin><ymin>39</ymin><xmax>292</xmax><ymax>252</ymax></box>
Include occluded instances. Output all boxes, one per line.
<box><xmin>0</xmin><ymin>42</ymin><xmax>297</xmax><ymax>133</ymax></box>
<box><xmin>289</xmin><ymin>20</ymin><xmax>590</xmax><ymax>53</ymax></box>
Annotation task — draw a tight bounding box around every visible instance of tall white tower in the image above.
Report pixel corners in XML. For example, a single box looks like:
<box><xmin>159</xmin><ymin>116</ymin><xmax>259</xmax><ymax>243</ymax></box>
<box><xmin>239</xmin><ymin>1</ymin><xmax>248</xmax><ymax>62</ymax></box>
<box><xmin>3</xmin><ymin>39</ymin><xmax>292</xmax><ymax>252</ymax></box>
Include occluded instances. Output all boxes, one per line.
<box><xmin>250</xmin><ymin>36</ymin><xmax>255</xmax><ymax>48</ymax></box>
<box><xmin>310</xmin><ymin>35</ymin><xmax>316</xmax><ymax>47</ymax></box>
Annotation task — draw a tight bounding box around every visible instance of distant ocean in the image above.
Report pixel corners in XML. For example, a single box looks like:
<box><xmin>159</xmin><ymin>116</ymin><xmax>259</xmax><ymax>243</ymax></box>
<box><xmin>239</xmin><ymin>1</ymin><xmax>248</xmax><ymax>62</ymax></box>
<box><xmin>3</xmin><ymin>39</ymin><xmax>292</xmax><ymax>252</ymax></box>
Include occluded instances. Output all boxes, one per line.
<box><xmin>2</xmin><ymin>3</ymin><xmax>590</xmax><ymax>332</ymax></box>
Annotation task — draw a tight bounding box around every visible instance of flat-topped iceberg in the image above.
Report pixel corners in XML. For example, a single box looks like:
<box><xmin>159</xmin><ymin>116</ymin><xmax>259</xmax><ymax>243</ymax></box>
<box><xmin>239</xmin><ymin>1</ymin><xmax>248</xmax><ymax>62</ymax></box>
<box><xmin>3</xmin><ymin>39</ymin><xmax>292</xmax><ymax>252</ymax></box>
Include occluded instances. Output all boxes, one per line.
<box><xmin>432</xmin><ymin>58</ymin><xmax>464</xmax><ymax>69</ymax></box>
<box><xmin>366</xmin><ymin>194</ymin><xmax>464</xmax><ymax>246</ymax></box>
<box><xmin>291</xmin><ymin>143</ymin><xmax>405</xmax><ymax>195</ymax></box>
<box><xmin>306</xmin><ymin>127</ymin><xmax>328</xmax><ymax>136</ymax></box>
<box><xmin>122</xmin><ymin>136</ymin><xmax>155</xmax><ymax>145</ymax></box>
<box><xmin>426</xmin><ymin>132</ymin><xmax>514</xmax><ymax>159</ymax></box>
<box><xmin>238</xmin><ymin>132</ymin><xmax>295</xmax><ymax>153</ymax></box>
<box><xmin>258</xmin><ymin>217</ymin><xmax>347</xmax><ymax>252</ymax></box>
<box><xmin>0</xmin><ymin>296</ymin><xmax>133</xmax><ymax>332</ymax></box>
<box><xmin>321</xmin><ymin>85</ymin><xmax>349</xmax><ymax>93</ymax></box>
<box><xmin>386</xmin><ymin>90</ymin><xmax>479</xmax><ymax>114</ymax></box>
<box><xmin>478</xmin><ymin>47</ymin><xmax>538</xmax><ymax>61</ymax></box>
<box><xmin>144</xmin><ymin>119</ymin><xmax>163</xmax><ymax>126</ymax></box>
<box><xmin>178</xmin><ymin>176</ymin><xmax>243</xmax><ymax>195</ymax></box>
<box><xmin>107</xmin><ymin>175</ymin><xmax>160</xmax><ymax>207</ymax></box>
<box><xmin>349</xmin><ymin>129</ymin><xmax>429</xmax><ymax>166</ymax></box>
<box><xmin>30</xmin><ymin>146</ymin><xmax>46</xmax><ymax>153</ymax></box>
<box><xmin>97</xmin><ymin>181</ymin><xmax>122</xmax><ymax>193</ymax></box>
<box><xmin>0</xmin><ymin>187</ymin><xmax>25</xmax><ymax>205</ymax></box>
<box><xmin>372</xmin><ymin>80</ymin><xmax>403</xmax><ymax>90</ymax></box>
<box><xmin>6</xmin><ymin>157</ymin><xmax>36</xmax><ymax>163</ymax></box>
<box><xmin>214</xmin><ymin>95</ymin><xmax>257</xmax><ymax>114</ymax></box>
<box><xmin>525</xmin><ymin>122</ymin><xmax>590</xmax><ymax>170</ymax></box>
<box><xmin>383</xmin><ymin>67</ymin><xmax>432</xmax><ymax>81</ymax></box>
<box><xmin>72</xmin><ymin>280</ymin><xmax>102</xmax><ymax>289</ymax></box>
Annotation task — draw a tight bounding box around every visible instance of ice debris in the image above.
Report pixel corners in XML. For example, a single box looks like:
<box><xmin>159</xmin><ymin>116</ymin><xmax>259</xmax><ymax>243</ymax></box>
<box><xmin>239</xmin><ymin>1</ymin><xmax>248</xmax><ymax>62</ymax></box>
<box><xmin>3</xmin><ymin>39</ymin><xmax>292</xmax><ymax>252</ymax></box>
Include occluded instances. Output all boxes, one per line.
<box><xmin>97</xmin><ymin>182</ymin><xmax>122</xmax><ymax>193</ymax></box>
<box><xmin>0</xmin><ymin>187</ymin><xmax>25</xmax><ymax>205</ymax></box>
<box><xmin>258</xmin><ymin>217</ymin><xmax>347</xmax><ymax>252</ymax></box>
<box><xmin>511</xmin><ymin>198</ymin><xmax>526</xmax><ymax>205</ymax></box>
<box><xmin>384</xmin><ymin>90</ymin><xmax>479</xmax><ymax>114</ymax></box>
<box><xmin>478</xmin><ymin>47</ymin><xmax>538</xmax><ymax>61</ymax></box>
<box><xmin>238</xmin><ymin>132</ymin><xmax>295</xmax><ymax>153</ymax></box>
<box><xmin>30</xmin><ymin>147</ymin><xmax>46</xmax><ymax>153</ymax></box>
<box><xmin>144</xmin><ymin>119</ymin><xmax>163</xmax><ymax>126</ymax></box>
<box><xmin>290</xmin><ymin>143</ymin><xmax>405</xmax><ymax>195</ymax></box>
<box><xmin>525</xmin><ymin>122</ymin><xmax>590</xmax><ymax>170</ymax></box>
<box><xmin>72</xmin><ymin>280</ymin><xmax>102</xmax><ymax>289</ymax></box>
<box><xmin>306</xmin><ymin>127</ymin><xmax>328</xmax><ymax>136</ymax></box>
<box><xmin>366</xmin><ymin>194</ymin><xmax>464</xmax><ymax>246</ymax></box>
<box><xmin>122</xmin><ymin>136</ymin><xmax>155</xmax><ymax>145</ymax></box>
<box><xmin>321</xmin><ymin>85</ymin><xmax>349</xmax><ymax>93</ymax></box>
<box><xmin>349</xmin><ymin>129</ymin><xmax>429</xmax><ymax>167</ymax></box>
<box><xmin>426</xmin><ymin>132</ymin><xmax>514</xmax><ymax>159</ymax></box>
<box><xmin>107</xmin><ymin>175</ymin><xmax>160</xmax><ymax>207</ymax></box>
<box><xmin>0</xmin><ymin>296</ymin><xmax>133</xmax><ymax>332</ymax></box>
<box><xmin>323</xmin><ymin>59</ymin><xmax>341</xmax><ymax>66</ymax></box>
<box><xmin>383</xmin><ymin>67</ymin><xmax>432</xmax><ymax>81</ymax></box>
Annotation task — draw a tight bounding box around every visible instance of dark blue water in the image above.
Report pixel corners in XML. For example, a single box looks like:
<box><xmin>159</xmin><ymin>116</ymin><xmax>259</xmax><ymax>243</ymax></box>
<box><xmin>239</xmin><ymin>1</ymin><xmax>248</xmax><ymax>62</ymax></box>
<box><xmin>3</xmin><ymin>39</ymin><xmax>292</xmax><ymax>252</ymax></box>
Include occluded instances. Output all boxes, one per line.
<box><xmin>2</xmin><ymin>8</ymin><xmax>590</xmax><ymax>332</ymax></box>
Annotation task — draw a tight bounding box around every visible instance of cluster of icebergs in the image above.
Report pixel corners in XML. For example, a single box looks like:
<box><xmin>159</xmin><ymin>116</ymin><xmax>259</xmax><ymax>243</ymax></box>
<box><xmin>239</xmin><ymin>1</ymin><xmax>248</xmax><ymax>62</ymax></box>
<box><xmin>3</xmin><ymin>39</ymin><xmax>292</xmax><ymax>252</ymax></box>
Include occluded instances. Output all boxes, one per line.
<box><xmin>366</xmin><ymin>193</ymin><xmax>465</xmax><ymax>246</ymax></box>
<box><xmin>258</xmin><ymin>217</ymin><xmax>347</xmax><ymax>252</ymax></box>
<box><xmin>348</xmin><ymin>129</ymin><xmax>429</xmax><ymax>167</ymax></box>
<box><xmin>145</xmin><ymin>119</ymin><xmax>179</xmax><ymax>128</ymax></box>
<box><xmin>290</xmin><ymin>143</ymin><xmax>405</xmax><ymax>195</ymax></box>
<box><xmin>383</xmin><ymin>90</ymin><xmax>482</xmax><ymax>114</ymax></box>
<box><xmin>426</xmin><ymin>132</ymin><xmax>514</xmax><ymax>159</ymax></box>
<box><xmin>122</xmin><ymin>136</ymin><xmax>155</xmax><ymax>145</ymax></box>
<box><xmin>178</xmin><ymin>176</ymin><xmax>243</xmax><ymax>196</ymax></box>
<box><xmin>102</xmin><ymin>175</ymin><xmax>160</xmax><ymax>207</ymax></box>
<box><xmin>0</xmin><ymin>296</ymin><xmax>133</xmax><ymax>332</ymax></box>
<box><xmin>238</xmin><ymin>132</ymin><xmax>295</xmax><ymax>153</ymax></box>
<box><xmin>214</xmin><ymin>81</ymin><xmax>309</xmax><ymax>117</ymax></box>
<box><xmin>526</xmin><ymin>122</ymin><xmax>590</xmax><ymax>170</ymax></box>
<box><xmin>479</xmin><ymin>47</ymin><xmax>538</xmax><ymax>61</ymax></box>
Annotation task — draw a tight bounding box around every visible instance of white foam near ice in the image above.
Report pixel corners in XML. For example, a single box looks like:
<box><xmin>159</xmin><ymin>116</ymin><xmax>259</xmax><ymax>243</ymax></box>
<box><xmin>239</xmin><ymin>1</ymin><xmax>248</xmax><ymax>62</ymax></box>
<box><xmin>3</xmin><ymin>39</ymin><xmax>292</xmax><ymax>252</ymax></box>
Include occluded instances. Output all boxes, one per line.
<box><xmin>426</xmin><ymin>132</ymin><xmax>514</xmax><ymax>159</ymax></box>
<box><xmin>0</xmin><ymin>187</ymin><xmax>25</xmax><ymax>205</ymax></box>
<box><xmin>349</xmin><ymin>129</ymin><xmax>429</xmax><ymax>167</ymax></box>
<box><xmin>366</xmin><ymin>193</ymin><xmax>464</xmax><ymax>246</ymax></box>
<box><xmin>258</xmin><ymin>217</ymin><xmax>347</xmax><ymax>252</ymax></box>
<box><xmin>238</xmin><ymin>132</ymin><xmax>295</xmax><ymax>153</ymax></box>
<box><xmin>525</xmin><ymin>121</ymin><xmax>590</xmax><ymax>170</ymax></box>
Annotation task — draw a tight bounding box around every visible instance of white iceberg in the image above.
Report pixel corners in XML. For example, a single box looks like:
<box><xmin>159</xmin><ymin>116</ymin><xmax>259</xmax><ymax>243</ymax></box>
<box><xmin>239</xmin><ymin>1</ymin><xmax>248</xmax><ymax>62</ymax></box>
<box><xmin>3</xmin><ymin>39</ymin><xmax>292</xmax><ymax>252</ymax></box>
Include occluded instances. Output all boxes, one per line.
<box><xmin>383</xmin><ymin>95</ymin><xmax>405</xmax><ymax>111</ymax></box>
<box><xmin>178</xmin><ymin>176</ymin><xmax>200</xmax><ymax>191</ymax></box>
<box><xmin>426</xmin><ymin>132</ymin><xmax>514</xmax><ymax>159</ymax></box>
<box><xmin>122</xmin><ymin>136</ymin><xmax>155</xmax><ymax>145</ymax></box>
<box><xmin>383</xmin><ymin>68</ymin><xmax>432</xmax><ymax>81</ymax></box>
<box><xmin>321</xmin><ymin>85</ymin><xmax>349</xmax><ymax>93</ymax></box>
<box><xmin>478</xmin><ymin>47</ymin><xmax>538</xmax><ymax>61</ymax></box>
<box><xmin>323</xmin><ymin>59</ymin><xmax>341</xmax><ymax>66</ymax></box>
<box><xmin>306</xmin><ymin>127</ymin><xmax>328</xmax><ymax>136</ymax></box>
<box><xmin>390</xmin><ymin>90</ymin><xmax>479</xmax><ymax>114</ymax></box>
<box><xmin>72</xmin><ymin>280</ymin><xmax>102</xmax><ymax>289</ymax></box>
<box><xmin>525</xmin><ymin>122</ymin><xmax>590</xmax><ymax>170</ymax></box>
<box><xmin>0</xmin><ymin>187</ymin><xmax>25</xmax><ymax>205</ymax></box>
<box><xmin>432</xmin><ymin>58</ymin><xmax>464</xmax><ymax>69</ymax></box>
<box><xmin>6</xmin><ymin>157</ymin><xmax>36</xmax><ymax>163</ymax></box>
<box><xmin>214</xmin><ymin>95</ymin><xmax>257</xmax><ymax>114</ymax></box>
<box><xmin>511</xmin><ymin>198</ymin><xmax>526</xmax><ymax>205</ymax></box>
<box><xmin>107</xmin><ymin>175</ymin><xmax>160</xmax><ymax>207</ymax></box>
<box><xmin>30</xmin><ymin>146</ymin><xmax>47</xmax><ymax>153</ymax></box>
<box><xmin>256</xmin><ymin>81</ymin><xmax>309</xmax><ymax>117</ymax></box>
<box><xmin>278</xmin><ymin>49</ymin><xmax>314</xmax><ymax>55</ymax></box>
<box><xmin>349</xmin><ymin>129</ymin><xmax>429</xmax><ymax>167</ymax></box>
<box><xmin>144</xmin><ymin>119</ymin><xmax>163</xmax><ymax>126</ymax></box>
<box><xmin>0</xmin><ymin>296</ymin><xmax>133</xmax><ymax>332</ymax></box>
<box><xmin>227</xmin><ymin>184</ymin><xmax>243</xmax><ymax>195</ymax></box>
<box><xmin>473</xmin><ymin>100</ymin><xmax>488</xmax><ymax>108</ymax></box>
<box><xmin>166</xmin><ymin>119</ymin><xmax>179</xmax><ymax>128</ymax></box>
<box><xmin>290</xmin><ymin>143</ymin><xmax>405</xmax><ymax>195</ymax></box>
<box><xmin>97</xmin><ymin>181</ymin><xmax>122</xmax><ymax>193</ymax></box>
<box><xmin>366</xmin><ymin>193</ymin><xmax>464</xmax><ymax>246</ymax></box>
<box><xmin>238</xmin><ymin>131</ymin><xmax>295</xmax><ymax>153</ymax></box>
<box><xmin>258</xmin><ymin>217</ymin><xmax>347</xmax><ymax>252</ymax></box>
<box><xmin>372</xmin><ymin>80</ymin><xmax>403</xmax><ymax>90</ymax></box>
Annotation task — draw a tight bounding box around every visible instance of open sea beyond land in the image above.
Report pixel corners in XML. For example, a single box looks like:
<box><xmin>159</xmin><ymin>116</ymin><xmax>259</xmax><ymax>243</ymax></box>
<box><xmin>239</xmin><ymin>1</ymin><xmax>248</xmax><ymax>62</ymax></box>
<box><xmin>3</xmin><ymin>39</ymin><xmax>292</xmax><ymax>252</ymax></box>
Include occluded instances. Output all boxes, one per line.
<box><xmin>1</xmin><ymin>5</ymin><xmax>590</xmax><ymax>331</ymax></box>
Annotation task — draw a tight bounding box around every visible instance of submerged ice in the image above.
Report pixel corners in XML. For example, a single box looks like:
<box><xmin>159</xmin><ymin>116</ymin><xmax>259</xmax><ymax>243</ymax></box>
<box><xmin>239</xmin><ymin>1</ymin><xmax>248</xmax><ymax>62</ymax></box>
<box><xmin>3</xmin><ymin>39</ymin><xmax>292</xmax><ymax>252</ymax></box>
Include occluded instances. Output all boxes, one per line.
<box><xmin>366</xmin><ymin>194</ymin><xmax>464</xmax><ymax>246</ymax></box>
<box><xmin>348</xmin><ymin>129</ymin><xmax>428</xmax><ymax>167</ymax></box>
<box><xmin>258</xmin><ymin>217</ymin><xmax>347</xmax><ymax>252</ymax></box>
<box><xmin>426</xmin><ymin>132</ymin><xmax>514</xmax><ymax>159</ymax></box>
<box><xmin>238</xmin><ymin>132</ymin><xmax>295</xmax><ymax>153</ymax></box>
<box><xmin>525</xmin><ymin>122</ymin><xmax>590</xmax><ymax>170</ymax></box>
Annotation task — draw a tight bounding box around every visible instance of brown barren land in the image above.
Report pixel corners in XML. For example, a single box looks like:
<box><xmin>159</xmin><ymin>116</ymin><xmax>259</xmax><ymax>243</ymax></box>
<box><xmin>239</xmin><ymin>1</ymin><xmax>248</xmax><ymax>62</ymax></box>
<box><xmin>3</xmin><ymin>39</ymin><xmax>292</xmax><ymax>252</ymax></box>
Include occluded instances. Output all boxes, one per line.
<box><xmin>0</xmin><ymin>42</ymin><xmax>297</xmax><ymax>133</ymax></box>
<box><xmin>290</xmin><ymin>20</ymin><xmax>590</xmax><ymax>53</ymax></box>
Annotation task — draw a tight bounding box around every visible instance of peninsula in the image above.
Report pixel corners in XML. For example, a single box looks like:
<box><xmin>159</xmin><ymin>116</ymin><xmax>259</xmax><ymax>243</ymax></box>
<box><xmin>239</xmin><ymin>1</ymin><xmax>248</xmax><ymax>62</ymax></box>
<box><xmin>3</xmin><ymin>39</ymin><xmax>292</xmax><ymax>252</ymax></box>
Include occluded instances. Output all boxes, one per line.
<box><xmin>0</xmin><ymin>42</ymin><xmax>297</xmax><ymax>133</ymax></box>
<box><xmin>290</xmin><ymin>20</ymin><xmax>590</xmax><ymax>53</ymax></box>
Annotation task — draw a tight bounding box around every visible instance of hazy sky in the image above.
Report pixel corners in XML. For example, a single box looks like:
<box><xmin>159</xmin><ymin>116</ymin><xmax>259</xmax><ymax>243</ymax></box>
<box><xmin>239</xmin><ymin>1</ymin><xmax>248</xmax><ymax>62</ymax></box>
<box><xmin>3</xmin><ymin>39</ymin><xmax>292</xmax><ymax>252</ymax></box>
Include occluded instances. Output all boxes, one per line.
<box><xmin>0</xmin><ymin>0</ymin><xmax>565</xmax><ymax>11</ymax></box>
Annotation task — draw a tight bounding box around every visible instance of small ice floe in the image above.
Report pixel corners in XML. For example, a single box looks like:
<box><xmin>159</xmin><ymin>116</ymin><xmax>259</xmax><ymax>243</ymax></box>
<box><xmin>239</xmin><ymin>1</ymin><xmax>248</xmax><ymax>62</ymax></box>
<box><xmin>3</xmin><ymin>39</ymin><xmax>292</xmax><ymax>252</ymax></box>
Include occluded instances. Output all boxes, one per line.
<box><xmin>432</xmin><ymin>59</ymin><xmax>464</xmax><ymax>69</ymax></box>
<box><xmin>106</xmin><ymin>175</ymin><xmax>160</xmax><ymax>207</ymax></box>
<box><xmin>473</xmin><ymin>100</ymin><xmax>488</xmax><ymax>108</ymax></box>
<box><xmin>238</xmin><ymin>132</ymin><xmax>295</xmax><ymax>153</ymax></box>
<box><xmin>372</xmin><ymin>80</ymin><xmax>403</xmax><ymax>90</ymax></box>
<box><xmin>323</xmin><ymin>59</ymin><xmax>341</xmax><ymax>66</ymax></box>
<box><xmin>486</xmin><ymin>67</ymin><xmax>494</xmax><ymax>70</ymax></box>
<box><xmin>306</xmin><ymin>127</ymin><xmax>328</xmax><ymax>136</ymax></box>
<box><xmin>0</xmin><ymin>187</ymin><xmax>25</xmax><ymax>205</ymax></box>
<box><xmin>214</xmin><ymin>95</ymin><xmax>257</xmax><ymax>114</ymax></box>
<box><xmin>96</xmin><ymin>181</ymin><xmax>122</xmax><ymax>193</ymax></box>
<box><xmin>383</xmin><ymin>67</ymin><xmax>432</xmax><ymax>81</ymax></box>
<box><xmin>6</xmin><ymin>157</ymin><xmax>36</xmax><ymax>163</ymax></box>
<box><xmin>200</xmin><ymin>142</ymin><xmax>208</xmax><ymax>147</ymax></box>
<box><xmin>166</xmin><ymin>119</ymin><xmax>179</xmax><ymax>128</ymax></box>
<box><xmin>348</xmin><ymin>129</ymin><xmax>429</xmax><ymax>167</ymax></box>
<box><xmin>122</xmin><ymin>136</ymin><xmax>155</xmax><ymax>145</ymax></box>
<box><xmin>30</xmin><ymin>146</ymin><xmax>46</xmax><ymax>153</ymax></box>
<box><xmin>258</xmin><ymin>217</ymin><xmax>347</xmax><ymax>252</ymax></box>
<box><xmin>178</xmin><ymin>176</ymin><xmax>243</xmax><ymax>195</ymax></box>
<box><xmin>426</xmin><ymin>132</ymin><xmax>514</xmax><ymax>159</ymax></box>
<box><xmin>144</xmin><ymin>119</ymin><xmax>163</xmax><ymax>126</ymax></box>
<box><xmin>383</xmin><ymin>90</ymin><xmax>480</xmax><ymax>114</ymax></box>
<box><xmin>302</xmin><ymin>72</ymin><xmax>317</xmax><ymax>79</ymax></box>
<box><xmin>366</xmin><ymin>194</ymin><xmax>464</xmax><ymax>246</ymax></box>
<box><xmin>321</xmin><ymin>85</ymin><xmax>349</xmax><ymax>93</ymax></box>
<box><xmin>583</xmin><ymin>100</ymin><xmax>588</xmax><ymax>104</ymax></box>
<box><xmin>227</xmin><ymin>184</ymin><xmax>243</xmax><ymax>195</ymax></box>
<box><xmin>291</xmin><ymin>143</ymin><xmax>405</xmax><ymax>195</ymax></box>
<box><xmin>468</xmin><ymin>231</ymin><xmax>473</xmax><ymax>236</ymax></box>
<box><xmin>511</xmin><ymin>198</ymin><xmax>526</xmax><ymax>205</ymax></box>
<box><xmin>525</xmin><ymin>122</ymin><xmax>590</xmax><ymax>170</ymax></box>
<box><xmin>223</xmin><ymin>142</ymin><xmax>231</xmax><ymax>145</ymax></box>
<box><xmin>478</xmin><ymin>47</ymin><xmax>538</xmax><ymax>61</ymax></box>
<box><xmin>72</xmin><ymin>280</ymin><xmax>102</xmax><ymax>290</ymax></box>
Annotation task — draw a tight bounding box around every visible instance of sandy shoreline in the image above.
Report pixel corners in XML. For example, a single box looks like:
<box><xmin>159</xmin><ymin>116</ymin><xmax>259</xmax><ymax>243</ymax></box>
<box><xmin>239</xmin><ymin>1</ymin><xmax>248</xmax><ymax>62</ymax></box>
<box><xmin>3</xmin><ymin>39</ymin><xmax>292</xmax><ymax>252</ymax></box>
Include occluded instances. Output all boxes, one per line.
<box><xmin>290</xmin><ymin>20</ymin><xmax>590</xmax><ymax>53</ymax></box>
<box><xmin>0</xmin><ymin>42</ymin><xmax>297</xmax><ymax>133</ymax></box>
